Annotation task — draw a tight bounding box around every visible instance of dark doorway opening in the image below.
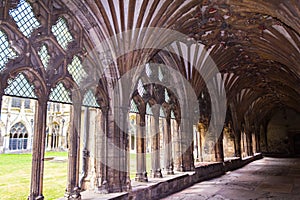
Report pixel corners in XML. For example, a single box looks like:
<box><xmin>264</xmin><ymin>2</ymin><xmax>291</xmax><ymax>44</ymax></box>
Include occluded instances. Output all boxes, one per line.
<box><xmin>294</xmin><ymin>135</ymin><xmax>300</xmax><ymax>154</ymax></box>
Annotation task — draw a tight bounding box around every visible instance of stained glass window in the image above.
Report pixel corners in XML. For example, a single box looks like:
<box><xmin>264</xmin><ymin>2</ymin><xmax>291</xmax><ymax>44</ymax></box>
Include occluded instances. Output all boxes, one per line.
<box><xmin>51</xmin><ymin>17</ymin><xmax>73</xmax><ymax>50</ymax></box>
<box><xmin>5</xmin><ymin>73</ymin><xmax>37</xmax><ymax>98</ymax></box>
<box><xmin>0</xmin><ymin>31</ymin><xmax>17</xmax><ymax>71</ymax></box>
<box><xmin>9</xmin><ymin>0</ymin><xmax>40</xmax><ymax>38</ymax></box>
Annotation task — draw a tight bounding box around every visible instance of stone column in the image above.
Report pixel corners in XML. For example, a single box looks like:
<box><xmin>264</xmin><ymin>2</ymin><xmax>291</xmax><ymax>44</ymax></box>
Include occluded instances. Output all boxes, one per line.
<box><xmin>28</xmin><ymin>98</ymin><xmax>47</xmax><ymax>200</ymax></box>
<box><xmin>246</xmin><ymin>132</ymin><xmax>253</xmax><ymax>156</ymax></box>
<box><xmin>150</xmin><ymin>108</ymin><xmax>162</xmax><ymax>178</ymax></box>
<box><xmin>0</xmin><ymin>92</ymin><xmax>3</xmax><ymax>150</ymax></box>
<box><xmin>96</xmin><ymin>107</ymin><xmax>108</xmax><ymax>193</ymax></box>
<box><xmin>179</xmin><ymin>117</ymin><xmax>194</xmax><ymax>171</ymax></box>
<box><xmin>47</xmin><ymin>116</ymin><xmax>53</xmax><ymax>150</ymax></box>
<box><xmin>196</xmin><ymin>122</ymin><xmax>205</xmax><ymax>162</ymax></box>
<box><xmin>254</xmin><ymin>124</ymin><xmax>261</xmax><ymax>153</ymax></box>
<box><xmin>79</xmin><ymin>107</ymin><xmax>89</xmax><ymax>189</ymax></box>
<box><xmin>173</xmin><ymin>119</ymin><xmax>183</xmax><ymax>171</ymax></box>
<box><xmin>244</xmin><ymin>119</ymin><xmax>253</xmax><ymax>157</ymax></box>
<box><xmin>215</xmin><ymin>125</ymin><xmax>224</xmax><ymax>162</ymax></box>
<box><xmin>119</xmin><ymin>106</ymin><xmax>131</xmax><ymax>190</ymax></box>
<box><xmin>135</xmin><ymin>113</ymin><xmax>148</xmax><ymax>182</ymax></box>
<box><xmin>252</xmin><ymin>132</ymin><xmax>256</xmax><ymax>154</ymax></box>
<box><xmin>0</xmin><ymin>91</ymin><xmax>2</xmax><ymax>119</ymax></box>
<box><xmin>164</xmin><ymin>116</ymin><xmax>174</xmax><ymax>174</ymax></box>
<box><xmin>98</xmin><ymin>103</ymin><xmax>129</xmax><ymax>193</ymax></box>
<box><xmin>65</xmin><ymin>99</ymin><xmax>81</xmax><ymax>199</ymax></box>
<box><xmin>59</xmin><ymin>118</ymin><xmax>64</xmax><ymax>148</ymax></box>
<box><xmin>230</xmin><ymin>104</ymin><xmax>242</xmax><ymax>158</ymax></box>
<box><xmin>262</xmin><ymin>122</ymin><xmax>269</xmax><ymax>152</ymax></box>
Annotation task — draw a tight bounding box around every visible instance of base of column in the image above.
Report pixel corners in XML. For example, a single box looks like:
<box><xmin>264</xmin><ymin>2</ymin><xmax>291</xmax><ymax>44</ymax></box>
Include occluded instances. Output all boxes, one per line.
<box><xmin>166</xmin><ymin>165</ymin><xmax>174</xmax><ymax>175</ymax></box>
<box><xmin>135</xmin><ymin>172</ymin><xmax>148</xmax><ymax>182</ymax></box>
<box><xmin>196</xmin><ymin>158</ymin><xmax>203</xmax><ymax>162</ymax></box>
<box><xmin>126</xmin><ymin>176</ymin><xmax>132</xmax><ymax>190</ymax></box>
<box><xmin>152</xmin><ymin>169</ymin><xmax>163</xmax><ymax>178</ymax></box>
<box><xmin>96</xmin><ymin>180</ymin><xmax>108</xmax><ymax>194</ymax></box>
<box><xmin>64</xmin><ymin>187</ymin><xmax>81</xmax><ymax>200</ymax></box>
<box><xmin>179</xmin><ymin>164</ymin><xmax>184</xmax><ymax>172</ymax></box>
<box><xmin>167</xmin><ymin>169</ymin><xmax>174</xmax><ymax>175</ymax></box>
<box><xmin>28</xmin><ymin>194</ymin><xmax>44</xmax><ymax>200</ymax></box>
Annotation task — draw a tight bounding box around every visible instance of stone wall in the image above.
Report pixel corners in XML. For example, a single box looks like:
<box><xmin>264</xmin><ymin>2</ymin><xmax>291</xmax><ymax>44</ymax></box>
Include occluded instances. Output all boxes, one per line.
<box><xmin>126</xmin><ymin>154</ymin><xmax>263</xmax><ymax>200</ymax></box>
<box><xmin>267</xmin><ymin>109</ymin><xmax>300</xmax><ymax>154</ymax></box>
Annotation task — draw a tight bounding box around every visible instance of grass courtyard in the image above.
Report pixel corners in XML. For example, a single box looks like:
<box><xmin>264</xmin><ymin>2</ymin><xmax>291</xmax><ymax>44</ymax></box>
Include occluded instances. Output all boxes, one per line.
<box><xmin>0</xmin><ymin>152</ymin><xmax>152</xmax><ymax>200</ymax></box>
<box><xmin>0</xmin><ymin>152</ymin><xmax>68</xmax><ymax>200</ymax></box>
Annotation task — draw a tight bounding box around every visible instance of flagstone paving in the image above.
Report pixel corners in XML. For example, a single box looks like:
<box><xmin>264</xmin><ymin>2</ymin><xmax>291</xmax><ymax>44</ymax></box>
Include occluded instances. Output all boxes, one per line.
<box><xmin>162</xmin><ymin>157</ymin><xmax>300</xmax><ymax>200</ymax></box>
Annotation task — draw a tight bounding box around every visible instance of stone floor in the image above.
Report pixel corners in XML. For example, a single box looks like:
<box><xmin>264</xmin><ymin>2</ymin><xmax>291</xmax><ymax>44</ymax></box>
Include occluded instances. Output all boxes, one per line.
<box><xmin>162</xmin><ymin>157</ymin><xmax>300</xmax><ymax>200</ymax></box>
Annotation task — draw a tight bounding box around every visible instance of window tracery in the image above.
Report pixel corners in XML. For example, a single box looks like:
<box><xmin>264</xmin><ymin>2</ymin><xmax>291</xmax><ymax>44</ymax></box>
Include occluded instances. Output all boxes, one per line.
<box><xmin>9</xmin><ymin>0</ymin><xmax>40</xmax><ymax>38</ymax></box>
<box><xmin>9</xmin><ymin>122</ymin><xmax>28</xmax><ymax>150</ymax></box>
<box><xmin>4</xmin><ymin>73</ymin><xmax>37</xmax><ymax>99</ymax></box>
<box><xmin>51</xmin><ymin>17</ymin><xmax>74</xmax><ymax>50</ymax></box>
<box><xmin>0</xmin><ymin>31</ymin><xmax>17</xmax><ymax>72</ymax></box>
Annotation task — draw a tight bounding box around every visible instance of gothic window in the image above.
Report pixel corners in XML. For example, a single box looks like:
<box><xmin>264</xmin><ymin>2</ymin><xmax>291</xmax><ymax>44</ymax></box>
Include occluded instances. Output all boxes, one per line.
<box><xmin>0</xmin><ymin>30</ymin><xmax>18</xmax><ymax>71</ymax></box>
<box><xmin>137</xmin><ymin>79</ymin><xmax>146</xmax><ymax>97</ymax></box>
<box><xmin>130</xmin><ymin>99</ymin><xmax>138</xmax><ymax>113</ymax></box>
<box><xmin>145</xmin><ymin>63</ymin><xmax>152</xmax><ymax>77</ymax></box>
<box><xmin>49</xmin><ymin>82</ymin><xmax>72</xmax><ymax>104</ymax></box>
<box><xmin>160</xmin><ymin>107</ymin><xmax>165</xmax><ymax>117</ymax></box>
<box><xmin>11</xmin><ymin>97</ymin><xmax>21</xmax><ymax>108</ymax></box>
<box><xmin>158</xmin><ymin>66</ymin><xmax>163</xmax><ymax>81</ymax></box>
<box><xmin>38</xmin><ymin>45</ymin><xmax>50</xmax><ymax>69</ymax></box>
<box><xmin>82</xmin><ymin>90</ymin><xmax>100</xmax><ymax>108</ymax></box>
<box><xmin>171</xmin><ymin>110</ymin><xmax>175</xmax><ymax>119</ymax></box>
<box><xmin>9</xmin><ymin>0</ymin><xmax>40</xmax><ymax>38</ymax></box>
<box><xmin>5</xmin><ymin>73</ymin><xmax>37</xmax><ymax>99</ymax></box>
<box><xmin>9</xmin><ymin>122</ymin><xmax>28</xmax><ymax>150</ymax></box>
<box><xmin>54</xmin><ymin>103</ymin><xmax>60</xmax><ymax>112</ymax></box>
<box><xmin>67</xmin><ymin>56</ymin><xmax>87</xmax><ymax>86</ymax></box>
<box><xmin>146</xmin><ymin>103</ymin><xmax>153</xmax><ymax>115</ymax></box>
<box><xmin>51</xmin><ymin>123</ymin><xmax>60</xmax><ymax>148</ymax></box>
<box><xmin>165</xmin><ymin>89</ymin><xmax>170</xmax><ymax>103</ymax></box>
<box><xmin>51</xmin><ymin>17</ymin><xmax>73</xmax><ymax>50</ymax></box>
<box><xmin>24</xmin><ymin>99</ymin><xmax>30</xmax><ymax>109</ymax></box>
<box><xmin>47</xmin><ymin>102</ymin><xmax>51</xmax><ymax>111</ymax></box>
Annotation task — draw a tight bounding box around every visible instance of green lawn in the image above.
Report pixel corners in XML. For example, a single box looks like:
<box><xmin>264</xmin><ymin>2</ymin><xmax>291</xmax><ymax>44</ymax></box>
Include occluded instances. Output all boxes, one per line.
<box><xmin>129</xmin><ymin>153</ymin><xmax>152</xmax><ymax>179</ymax></box>
<box><xmin>0</xmin><ymin>151</ymin><xmax>68</xmax><ymax>200</ymax></box>
<box><xmin>0</xmin><ymin>152</ymin><xmax>152</xmax><ymax>199</ymax></box>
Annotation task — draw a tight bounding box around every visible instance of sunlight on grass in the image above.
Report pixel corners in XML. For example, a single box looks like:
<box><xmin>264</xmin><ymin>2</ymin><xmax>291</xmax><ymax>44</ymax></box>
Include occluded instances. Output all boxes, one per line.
<box><xmin>0</xmin><ymin>151</ymin><xmax>68</xmax><ymax>200</ymax></box>
<box><xmin>0</xmin><ymin>152</ymin><xmax>153</xmax><ymax>199</ymax></box>
<box><xmin>129</xmin><ymin>153</ymin><xmax>151</xmax><ymax>179</ymax></box>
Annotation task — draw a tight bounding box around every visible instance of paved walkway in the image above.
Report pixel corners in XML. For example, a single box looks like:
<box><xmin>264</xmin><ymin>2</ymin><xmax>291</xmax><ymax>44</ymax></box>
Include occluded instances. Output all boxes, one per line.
<box><xmin>162</xmin><ymin>157</ymin><xmax>300</xmax><ymax>200</ymax></box>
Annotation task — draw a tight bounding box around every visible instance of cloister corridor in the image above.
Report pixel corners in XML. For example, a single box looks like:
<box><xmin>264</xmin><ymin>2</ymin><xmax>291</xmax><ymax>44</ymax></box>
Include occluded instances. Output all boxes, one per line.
<box><xmin>162</xmin><ymin>157</ymin><xmax>300</xmax><ymax>200</ymax></box>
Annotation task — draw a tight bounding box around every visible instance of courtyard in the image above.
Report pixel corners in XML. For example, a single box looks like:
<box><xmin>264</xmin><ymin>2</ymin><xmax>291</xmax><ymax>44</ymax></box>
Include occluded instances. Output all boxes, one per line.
<box><xmin>0</xmin><ymin>152</ymin><xmax>152</xmax><ymax>200</ymax></box>
<box><xmin>0</xmin><ymin>152</ymin><xmax>68</xmax><ymax>200</ymax></box>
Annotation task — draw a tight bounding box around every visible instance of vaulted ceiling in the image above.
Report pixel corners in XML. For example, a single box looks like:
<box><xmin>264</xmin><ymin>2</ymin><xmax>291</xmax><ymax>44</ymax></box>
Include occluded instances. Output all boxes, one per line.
<box><xmin>64</xmin><ymin>0</ymin><xmax>300</xmax><ymax>122</ymax></box>
<box><xmin>1</xmin><ymin>0</ymin><xmax>299</xmax><ymax>125</ymax></box>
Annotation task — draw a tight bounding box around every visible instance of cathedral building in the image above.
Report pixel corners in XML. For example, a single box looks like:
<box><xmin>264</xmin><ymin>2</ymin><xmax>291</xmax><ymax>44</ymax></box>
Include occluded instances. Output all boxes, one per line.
<box><xmin>0</xmin><ymin>0</ymin><xmax>299</xmax><ymax>199</ymax></box>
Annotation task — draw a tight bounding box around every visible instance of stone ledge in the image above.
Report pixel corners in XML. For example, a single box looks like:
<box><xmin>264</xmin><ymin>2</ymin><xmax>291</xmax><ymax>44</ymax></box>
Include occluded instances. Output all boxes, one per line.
<box><xmin>74</xmin><ymin>154</ymin><xmax>263</xmax><ymax>200</ymax></box>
